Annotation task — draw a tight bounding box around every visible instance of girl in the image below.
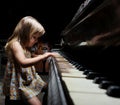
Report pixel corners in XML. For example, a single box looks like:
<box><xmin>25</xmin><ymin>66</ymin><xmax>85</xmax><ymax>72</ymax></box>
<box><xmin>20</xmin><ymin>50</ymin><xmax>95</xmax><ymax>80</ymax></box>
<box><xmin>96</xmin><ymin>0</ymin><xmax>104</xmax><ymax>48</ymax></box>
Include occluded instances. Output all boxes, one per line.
<box><xmin>2</xmin><ymin>16</ymin><xmax>56</xmax><ymax>105</ymax></box>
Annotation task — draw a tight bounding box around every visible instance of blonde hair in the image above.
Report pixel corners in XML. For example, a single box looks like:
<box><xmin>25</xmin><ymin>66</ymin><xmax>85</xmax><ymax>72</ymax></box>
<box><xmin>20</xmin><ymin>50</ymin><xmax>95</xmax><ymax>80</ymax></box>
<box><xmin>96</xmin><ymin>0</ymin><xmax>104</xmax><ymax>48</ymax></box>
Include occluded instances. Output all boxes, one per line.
<box><xmin>5</xmin><ymin>16</ymin><xmax>45</xmax><ymax>50</ymax></box>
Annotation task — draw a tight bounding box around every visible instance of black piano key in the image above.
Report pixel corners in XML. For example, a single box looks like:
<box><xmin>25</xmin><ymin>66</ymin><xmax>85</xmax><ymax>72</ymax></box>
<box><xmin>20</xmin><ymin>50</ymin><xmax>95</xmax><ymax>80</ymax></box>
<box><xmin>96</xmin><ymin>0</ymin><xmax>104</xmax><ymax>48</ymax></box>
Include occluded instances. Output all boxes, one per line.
<box><xmin>106</xmin><ymin>85</ymin><xmax>120</xmax><ymax>98</ymax></box>
<box><xmin>86</xmin><ymin>72</ymin><xmax>102</xmax><ymax>79</ymax></box>
<box><xmin>99</xmin><ymin>80</ymin><xmax>115</xmax><ymax>89</ymax></box>
<box><xmin>93</xmin><ymin>76</ymin><xmax>108</xmax><ymax>84</ymax></box>
<box><xmin>83</xmin><ymin>69</ymin><xmax>93</xmax><ymax>75</ymax></box>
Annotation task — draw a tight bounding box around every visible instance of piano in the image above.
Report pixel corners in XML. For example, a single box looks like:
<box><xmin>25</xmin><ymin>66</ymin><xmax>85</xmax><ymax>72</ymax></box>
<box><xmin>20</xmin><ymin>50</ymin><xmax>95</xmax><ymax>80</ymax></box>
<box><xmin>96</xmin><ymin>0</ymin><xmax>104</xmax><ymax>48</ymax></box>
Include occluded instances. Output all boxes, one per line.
<box><xmin>46</xmin><ymin>0</ymin><xmax>120</xmax><ymax>105</ymax></box>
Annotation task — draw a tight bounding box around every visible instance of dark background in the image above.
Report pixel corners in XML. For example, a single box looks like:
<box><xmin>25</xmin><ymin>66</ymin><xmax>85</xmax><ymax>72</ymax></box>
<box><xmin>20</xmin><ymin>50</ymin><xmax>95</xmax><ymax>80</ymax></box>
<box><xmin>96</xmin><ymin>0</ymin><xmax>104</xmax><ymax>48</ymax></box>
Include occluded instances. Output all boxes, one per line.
<box><xmin>0</xmin><ymin>0</ymin><xmax>83</xmax><ymax>45</ymax></box>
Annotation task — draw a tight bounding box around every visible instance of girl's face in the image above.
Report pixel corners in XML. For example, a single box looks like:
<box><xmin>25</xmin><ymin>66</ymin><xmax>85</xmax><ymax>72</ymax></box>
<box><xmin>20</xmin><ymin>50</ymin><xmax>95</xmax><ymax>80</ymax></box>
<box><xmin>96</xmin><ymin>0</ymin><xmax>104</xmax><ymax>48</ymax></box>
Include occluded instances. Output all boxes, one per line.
<box><xmin>28</xmin><ymin>33</ymin><xmax>40</xmax><ymax>47</ymax></box>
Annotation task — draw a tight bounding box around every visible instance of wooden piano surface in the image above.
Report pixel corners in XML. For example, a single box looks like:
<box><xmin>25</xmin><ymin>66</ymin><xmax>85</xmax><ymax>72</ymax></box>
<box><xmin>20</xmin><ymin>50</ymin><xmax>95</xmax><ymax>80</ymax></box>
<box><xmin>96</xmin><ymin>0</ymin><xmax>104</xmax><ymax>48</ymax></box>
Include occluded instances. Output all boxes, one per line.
<box><xmin>52</xmin><ymin>51</ymin><xmax>120</xmax><ymax>105</ymax></box>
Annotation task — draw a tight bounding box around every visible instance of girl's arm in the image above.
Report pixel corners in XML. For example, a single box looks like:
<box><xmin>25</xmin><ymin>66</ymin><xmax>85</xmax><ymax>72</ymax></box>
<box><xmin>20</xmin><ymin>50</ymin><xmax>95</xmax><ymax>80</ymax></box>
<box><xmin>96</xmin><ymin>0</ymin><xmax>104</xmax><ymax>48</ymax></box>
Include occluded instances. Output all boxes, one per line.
<box><xmin>11</xmin><ymin>41</ymin><xmax>55</xmax><ymax>67</ymax></box>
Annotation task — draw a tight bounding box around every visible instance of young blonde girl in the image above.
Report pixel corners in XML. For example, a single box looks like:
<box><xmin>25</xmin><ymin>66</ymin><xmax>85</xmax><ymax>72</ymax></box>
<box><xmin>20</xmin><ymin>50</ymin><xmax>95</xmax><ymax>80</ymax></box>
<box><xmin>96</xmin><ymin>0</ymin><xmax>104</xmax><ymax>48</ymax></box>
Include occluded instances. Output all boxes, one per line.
<box><xmin>3</xmin><ymin>16</ymin><xmax>56</xmax><ymax>105</ymax></box>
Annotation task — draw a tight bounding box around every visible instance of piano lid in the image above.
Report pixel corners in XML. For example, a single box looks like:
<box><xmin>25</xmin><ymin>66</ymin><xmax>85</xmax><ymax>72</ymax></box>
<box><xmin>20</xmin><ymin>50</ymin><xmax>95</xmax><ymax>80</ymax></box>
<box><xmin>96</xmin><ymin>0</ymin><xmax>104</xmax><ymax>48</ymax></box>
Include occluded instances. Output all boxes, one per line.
<box><xmin>60</xmin><ymin>0</ymin><xmax>120</xmax><ymax>48</ymax></box>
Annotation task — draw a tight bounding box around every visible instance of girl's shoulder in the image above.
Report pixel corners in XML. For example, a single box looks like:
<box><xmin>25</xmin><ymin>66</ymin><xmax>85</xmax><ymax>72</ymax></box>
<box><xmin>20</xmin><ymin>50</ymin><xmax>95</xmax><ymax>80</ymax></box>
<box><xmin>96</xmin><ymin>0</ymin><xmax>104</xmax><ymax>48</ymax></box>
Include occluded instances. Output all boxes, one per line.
<box><xmin>5</xmin><ymin>40</ymin><xmax>18</xmax><ymax>52</ymax></box>
<box><xmin>6</xmin><ymin>40</ymin><xmax>20</xmax><ymax>49</ymax></box>
<box><xmin>6</xmin><ymin>40</ymin><xmax>25</xmax><ymax>56</ymax></box>
<box><xmin>10</xmin><ymin>40</ymin><xmax>23</xmax><ymax>50</ymax></box>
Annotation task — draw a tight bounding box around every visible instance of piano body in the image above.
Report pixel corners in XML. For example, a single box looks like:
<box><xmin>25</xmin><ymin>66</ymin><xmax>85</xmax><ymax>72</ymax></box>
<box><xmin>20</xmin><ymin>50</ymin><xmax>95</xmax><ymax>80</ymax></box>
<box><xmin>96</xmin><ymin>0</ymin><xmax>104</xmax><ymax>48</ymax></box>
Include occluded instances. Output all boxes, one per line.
<box><xmin>47</xmin><ymin>0</ymin><xmax>120</xmax><ymax>105</ymax></box>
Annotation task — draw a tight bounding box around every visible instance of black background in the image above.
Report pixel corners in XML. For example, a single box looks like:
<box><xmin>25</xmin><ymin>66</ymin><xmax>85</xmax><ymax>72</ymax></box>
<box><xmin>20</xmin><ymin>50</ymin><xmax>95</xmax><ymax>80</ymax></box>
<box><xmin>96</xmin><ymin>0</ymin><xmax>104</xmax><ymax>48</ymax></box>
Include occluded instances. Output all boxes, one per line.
<box><xmin>0</xmin><ymin>0</ymin><xmax>83</xmax><ymax>45</ymax></box>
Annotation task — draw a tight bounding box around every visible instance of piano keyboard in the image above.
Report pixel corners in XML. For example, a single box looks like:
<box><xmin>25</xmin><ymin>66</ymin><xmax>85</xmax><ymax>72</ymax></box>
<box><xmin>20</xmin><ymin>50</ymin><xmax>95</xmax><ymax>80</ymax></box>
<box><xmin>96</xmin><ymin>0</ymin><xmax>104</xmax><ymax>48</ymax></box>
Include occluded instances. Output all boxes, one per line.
<box><xmin>53</xmin><ymin>51</ymin><xmax>120</xmax><ymax>105</ymax></box>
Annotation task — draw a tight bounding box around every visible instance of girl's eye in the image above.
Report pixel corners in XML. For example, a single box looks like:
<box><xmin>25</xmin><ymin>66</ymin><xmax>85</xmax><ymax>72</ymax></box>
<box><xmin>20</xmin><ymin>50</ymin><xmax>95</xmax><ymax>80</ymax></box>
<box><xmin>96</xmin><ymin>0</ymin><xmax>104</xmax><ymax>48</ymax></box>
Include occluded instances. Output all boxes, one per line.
<box><xmin>33</xmin><ymin>36</ymin><xmax>37</xmax><ymax>40</ymax></box>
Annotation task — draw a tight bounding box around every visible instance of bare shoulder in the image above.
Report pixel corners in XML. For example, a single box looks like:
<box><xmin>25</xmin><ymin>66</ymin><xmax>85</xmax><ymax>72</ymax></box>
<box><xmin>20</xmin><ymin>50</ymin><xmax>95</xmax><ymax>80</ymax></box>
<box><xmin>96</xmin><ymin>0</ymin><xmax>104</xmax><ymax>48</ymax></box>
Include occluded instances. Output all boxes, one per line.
<box><xmin>10</xmin><ymin>40</ymin><xmax>23</xmax><ymax>51</ymax></box>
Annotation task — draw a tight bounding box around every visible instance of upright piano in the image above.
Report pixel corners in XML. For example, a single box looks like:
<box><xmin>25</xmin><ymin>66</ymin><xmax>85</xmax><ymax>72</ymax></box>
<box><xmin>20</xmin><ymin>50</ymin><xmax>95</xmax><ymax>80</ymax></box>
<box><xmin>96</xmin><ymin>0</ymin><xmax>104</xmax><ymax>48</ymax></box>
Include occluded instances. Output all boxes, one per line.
<box><xmin>47</xmin><ymin>0</ymin><xmax>120</xmax><ymax>105</ymax></box>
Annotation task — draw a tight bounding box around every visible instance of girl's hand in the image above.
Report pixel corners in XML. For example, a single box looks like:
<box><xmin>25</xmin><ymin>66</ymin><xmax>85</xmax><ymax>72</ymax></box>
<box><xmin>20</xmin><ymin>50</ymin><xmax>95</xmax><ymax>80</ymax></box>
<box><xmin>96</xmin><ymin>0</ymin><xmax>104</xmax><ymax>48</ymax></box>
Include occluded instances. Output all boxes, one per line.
<box><xmin>43</xmin><ymin>52</ymin><xmax>59</xmax><ymax>58</ymax></box>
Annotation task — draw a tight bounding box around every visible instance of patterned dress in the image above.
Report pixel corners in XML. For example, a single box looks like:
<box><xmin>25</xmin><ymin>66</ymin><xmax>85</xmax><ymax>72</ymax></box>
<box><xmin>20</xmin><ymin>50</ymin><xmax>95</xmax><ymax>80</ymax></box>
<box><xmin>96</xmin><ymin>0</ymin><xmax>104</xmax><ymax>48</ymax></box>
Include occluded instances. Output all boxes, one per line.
<box><xmin>3</xmin><ymin>48</ymin><xmax>46</xmax><ymax>100</ymax></box>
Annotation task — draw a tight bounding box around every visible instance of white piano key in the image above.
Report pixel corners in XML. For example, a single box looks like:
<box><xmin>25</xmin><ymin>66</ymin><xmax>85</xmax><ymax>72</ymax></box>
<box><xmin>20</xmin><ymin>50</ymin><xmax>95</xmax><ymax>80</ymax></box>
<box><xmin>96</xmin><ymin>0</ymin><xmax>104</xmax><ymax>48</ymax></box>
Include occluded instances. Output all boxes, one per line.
<box><xmin>55</xmin><ymin>57</ymin><xmax>68</xmax><ymax>62</ymax></box>
<box><xmin>62</xmin><ymin>77</ymin><xmax>106</xmax><ymax>93</ymax></box>
<box><xmin>69</xmin><ymin>92</ymin><xmax>120</xmax><ymax>105</ymax></box>
<box><xmin>61</xmin><ymin>69</ymin><xmax>86</xmax><ymax>78</ymax></box>
<box><xmin>62</xmin><ymin>77</ymin><xmax>120</xmax><ymax>105</ymax></box>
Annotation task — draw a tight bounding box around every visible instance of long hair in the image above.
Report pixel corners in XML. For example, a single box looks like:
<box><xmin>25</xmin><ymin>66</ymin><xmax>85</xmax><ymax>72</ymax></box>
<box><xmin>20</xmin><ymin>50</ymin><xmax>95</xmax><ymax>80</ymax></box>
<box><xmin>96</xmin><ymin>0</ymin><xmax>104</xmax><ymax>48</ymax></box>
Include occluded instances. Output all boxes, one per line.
<box><xmin>5</xmin><ymin>16</ymin><xmax>45</xmax><ymax>50</ymax></box>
